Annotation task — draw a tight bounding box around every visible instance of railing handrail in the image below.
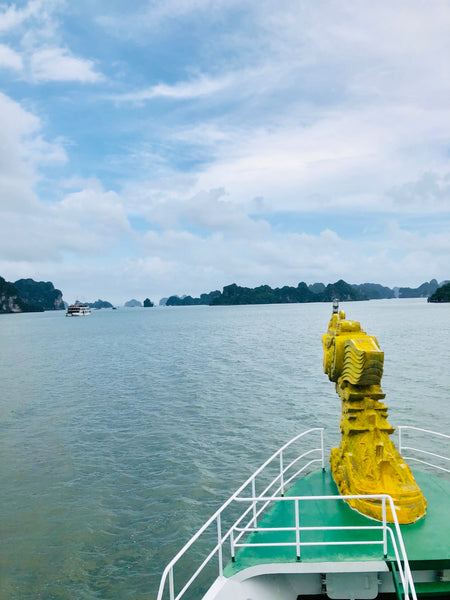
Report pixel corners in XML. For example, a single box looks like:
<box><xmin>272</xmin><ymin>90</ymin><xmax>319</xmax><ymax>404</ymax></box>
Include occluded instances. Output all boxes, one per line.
<box><xmin>157</xmin><ymin>428</ymin><xmax>324</xmax><ymax>600</ymax></box>
<box><xmin>398</xmin><ymin>426</ymin><xmax>450</xmax><ymax>473</ymax></box>
<box><xmin>235</xmin><ymin>492</ymin><xmax>396</xmax><ymax>501</ymax></box>
<box><xmin>398</xmin><ymin>426</ymin><xmax>450</xmax><ymax>439</ymax></box>
<box><xmin>232</xmin><ymin>492</ymin><xmax>416</xmax><ymax>600</ymax></box>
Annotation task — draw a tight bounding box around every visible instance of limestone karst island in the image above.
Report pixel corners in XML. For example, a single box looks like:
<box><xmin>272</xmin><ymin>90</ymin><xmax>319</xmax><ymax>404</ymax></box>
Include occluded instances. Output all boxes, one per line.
<box><xmin>1</xmin><ymin>276</ymin><xmax>449</xmax><ymax>314</ymax></box>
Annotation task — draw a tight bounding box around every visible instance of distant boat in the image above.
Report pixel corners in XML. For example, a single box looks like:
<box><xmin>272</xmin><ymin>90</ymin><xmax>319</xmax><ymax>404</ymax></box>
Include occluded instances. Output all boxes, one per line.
<box><xmin>66</xmin><ymin>303</ymin><xmax>91</xmax><ymax>317</ymax></box>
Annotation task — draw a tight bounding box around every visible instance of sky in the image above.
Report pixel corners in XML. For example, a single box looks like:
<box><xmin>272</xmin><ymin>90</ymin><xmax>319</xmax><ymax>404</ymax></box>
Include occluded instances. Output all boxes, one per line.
<box><xmin>0</xmin><ymin>0</ymin><xmax>449</xmax><ymax>305</ymax></box>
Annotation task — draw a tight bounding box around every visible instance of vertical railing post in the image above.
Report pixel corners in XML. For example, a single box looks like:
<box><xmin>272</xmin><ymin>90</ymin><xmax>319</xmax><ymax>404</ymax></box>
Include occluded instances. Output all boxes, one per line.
<box><xmin>252</xmin><ymin>478</ymin><xmax>257</xmax><ymax>527</ymax></box>
<box><xmin>295</xmin><ymin>499</ymin><xmax>301</xmax><ymax>560</ymax></box>
<box><xmin>382</xmin><ymin>497</ymin><xmax>387</xmax><ymax>557</ymax></box>
<box><xmin>398</xmin><ymin>426</ymin><xmax>403</xmax><ymax>454</ymax></box>
<box><xmin>404</xmin><ymin>560</ymin><xmax>413</xmax><ymax>600</ymax></box>
<box><xmin>217</xmin><ymin>513</ymin><xmax>223</xmax><ymax>576</ymax></box>
<box><xmin>230</xmin><ymin>528</ymin><xmax>235</xmax><ymax>562</ymax></box>
<box><xmin>169</xmin><ymin>567</ymin><xmax>175</xmax><ymax>600</ymax></box>
<box><xmin>320</xmin><ymin>429</ymin><xmax>325</xmax><ymax>470</ymax></box>
<box><xmin>280</xmin><ymin>451</ymin><xmax>284</xmax><ymax>495</ymax></box>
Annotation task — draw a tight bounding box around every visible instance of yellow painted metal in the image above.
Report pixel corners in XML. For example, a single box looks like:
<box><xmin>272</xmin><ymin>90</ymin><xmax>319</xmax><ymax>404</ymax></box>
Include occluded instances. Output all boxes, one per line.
<box><xmin>323</xmin><ymin>307</ymin><xmax>427</xmax><ymax>524</ymax></box>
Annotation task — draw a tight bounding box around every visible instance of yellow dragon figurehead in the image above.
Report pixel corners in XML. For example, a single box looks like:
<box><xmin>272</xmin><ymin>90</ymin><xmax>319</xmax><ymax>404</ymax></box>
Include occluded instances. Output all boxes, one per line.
<box><xmin>323</xmin><ymin>303</ymin><xmax>427</xmax><ymax>524</ymax></box>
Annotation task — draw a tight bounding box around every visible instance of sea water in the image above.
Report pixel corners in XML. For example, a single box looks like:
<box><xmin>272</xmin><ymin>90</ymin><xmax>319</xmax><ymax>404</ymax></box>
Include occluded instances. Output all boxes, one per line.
<box><xmin>0</xmin><ymin>299</ymin><xmax>449</xmax><ymax>599</ymax></box>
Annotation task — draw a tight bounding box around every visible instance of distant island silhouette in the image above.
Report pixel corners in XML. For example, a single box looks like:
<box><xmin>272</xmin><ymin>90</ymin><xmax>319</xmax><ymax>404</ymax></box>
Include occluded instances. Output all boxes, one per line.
<box><xmin>162</xmin><ymin>279</ymin><xmax>449</xmax><ymax>306</ymax></box>
<box><xmin>1</xmin><ymin>275</ymin><xmax>449</xmax><ymax>314</ymax></box>
<box><xmin>428</xmin><ymin>282</ymin><xmax>450</xmax><ymax>303</ymax></box>
<box><xmin>124</xmin><ymin>299</ymin><xmax>142</xmax><ymax>307</ymax></box>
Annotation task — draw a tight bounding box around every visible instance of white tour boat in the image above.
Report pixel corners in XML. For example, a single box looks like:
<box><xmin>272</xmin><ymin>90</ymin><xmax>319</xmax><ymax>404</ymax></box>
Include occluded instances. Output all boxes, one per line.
<box><xmin>66</xmin><ymin>303</ymin><xmax>91</xmax><ymax>316</ymax></box>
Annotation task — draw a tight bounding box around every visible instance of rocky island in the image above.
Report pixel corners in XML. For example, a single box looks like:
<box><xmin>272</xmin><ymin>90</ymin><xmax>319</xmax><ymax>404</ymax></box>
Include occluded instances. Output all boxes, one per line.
<box><xmin>87</xmin><ymin>299</ymin><xmax>114</xmax><ymax>309</ymax></box>
<box><xmin>164</xmin><ymin>279</ymin><xmax>448</xmax><ymax>307</ymax></box>
<box><xmin>428</xmin><ymin>282</ymin><xmax>450</xmax><ymax>302</ymax></box>
<box><xmin>0</xmin><ymin>277</ymin><xmax>64</xmax><ymax>314</ymax></box>
<box><xmin>124</xmin><ymin>299</ymin><xmax>142</xmax><ymax>307</ymax></box>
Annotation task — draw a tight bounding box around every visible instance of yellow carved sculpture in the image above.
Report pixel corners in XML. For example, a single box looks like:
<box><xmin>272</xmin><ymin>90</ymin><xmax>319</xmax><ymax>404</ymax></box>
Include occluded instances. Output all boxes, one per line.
<box><xmin>323</xmin><ymin>302</ymin><xmax>427</xmax><ymax>524</ymax></box>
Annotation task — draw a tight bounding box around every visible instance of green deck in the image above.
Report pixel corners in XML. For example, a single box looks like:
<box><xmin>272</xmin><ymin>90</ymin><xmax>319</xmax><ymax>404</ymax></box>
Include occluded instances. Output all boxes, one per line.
<box><xmin>224</xmin><ymin>468</ymin><xmax>450</xmax><ymax>577</ymax></box>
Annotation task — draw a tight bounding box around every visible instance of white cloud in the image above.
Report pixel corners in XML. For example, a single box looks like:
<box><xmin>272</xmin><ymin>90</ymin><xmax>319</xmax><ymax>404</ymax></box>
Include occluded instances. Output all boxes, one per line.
<box><xmin>388</xmin><ymin>172</ymin><xmax>450</xmax><ymax>213</ymax></box>
<box><xmin>0</xmin><ymin>43</ymin><xmax>22</xmax><ymax>69</ymax></box>
<box><xmin>105</xmin><ymin>0</ymin><xmax>450</xmax><ymax>218</ymax></box>
<box><xmin>96</xmin><ymin>0</ymin><xmax>243</xmax><ymax>37</ymax></box>
<box><xmin>55</xmin><ymin>184</ymin><xmax>130</xmax><ymax>236</ymax></box>
<box><xmin>0</xmin><ymin>0</ymin><xmax>48</xmax><ymax>32</ymax></box>
<box><xmin>113</xmin><ymin>73</ymin><xmax>233</xmax><ymax>104</ymax></box>
<box><xmin>0</xmin><ymin>93</ymin><xmax>127</xmax><ymax>265</ymax></box>
<box><xmin>177</xmin><ymin>100</ymin><xmax>450</xmax><ymax>215</ymax></box>
<box><xmin>30</xmin><ymin>47</ymin><xmax>102</xmax><ymax>82</ymax></box>
<box><xmin>0</xmin><ymin>92</ymin><xmax>51</xmax><ymax>210</ymax></box>
<box><xmin>0</xmin><ymin>1</ymin><xmax>103</xmax><ymax>83</ymax></box>
<box><xmin>0</xmin><ymin>180</ymin><xmax>131</xmax><ymax>264</ymax></box>
<box><xmin>180</xmin><ymin>189</ymin><xmax>270</xmax><ymax>237</ymax></box>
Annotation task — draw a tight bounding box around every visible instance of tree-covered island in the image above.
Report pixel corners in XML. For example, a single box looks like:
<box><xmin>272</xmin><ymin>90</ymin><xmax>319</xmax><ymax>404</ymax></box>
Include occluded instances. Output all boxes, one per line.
<box><xmin>0</xmin><ymin>276</ymin><xmax>64</xmax><ymax>313</ymax></box>
<box><xmin>428</xmin><ymin>282</ymin><xmax>450</xmax><ymax>302</ymax></box>
<box><xmin>164</xmin><ymin>279</ymin><xmax>448</xmax><ymax>307</ymax></box>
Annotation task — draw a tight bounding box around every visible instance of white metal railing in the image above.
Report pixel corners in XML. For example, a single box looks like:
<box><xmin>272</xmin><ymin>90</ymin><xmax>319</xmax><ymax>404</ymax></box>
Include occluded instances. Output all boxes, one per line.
<box><xmin>398</xmin><ymin>426</ymin><xmax>450</xmax><ymax>473</ymax></box>
<box><xmin>156</xmin><ymin>428</ymin><xmax>324</xmax><ymax>600</ymax></box>
<box><xmin>232</xmin><ymin>493</ymin><xmax>417</xmax><ymax>600</ymax></box>
<box><xmin>157</xmin><ymin>426</ymin><xmax>448</xmax><ymax>600</ymax></box>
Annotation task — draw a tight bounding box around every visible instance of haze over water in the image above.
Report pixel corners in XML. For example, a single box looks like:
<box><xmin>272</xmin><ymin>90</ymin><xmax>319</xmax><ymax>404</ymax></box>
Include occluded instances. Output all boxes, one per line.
<box><xmin>1</xmin><ymin>299</ymin><xmax>449</xmax><ymax>599</ymax></box>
